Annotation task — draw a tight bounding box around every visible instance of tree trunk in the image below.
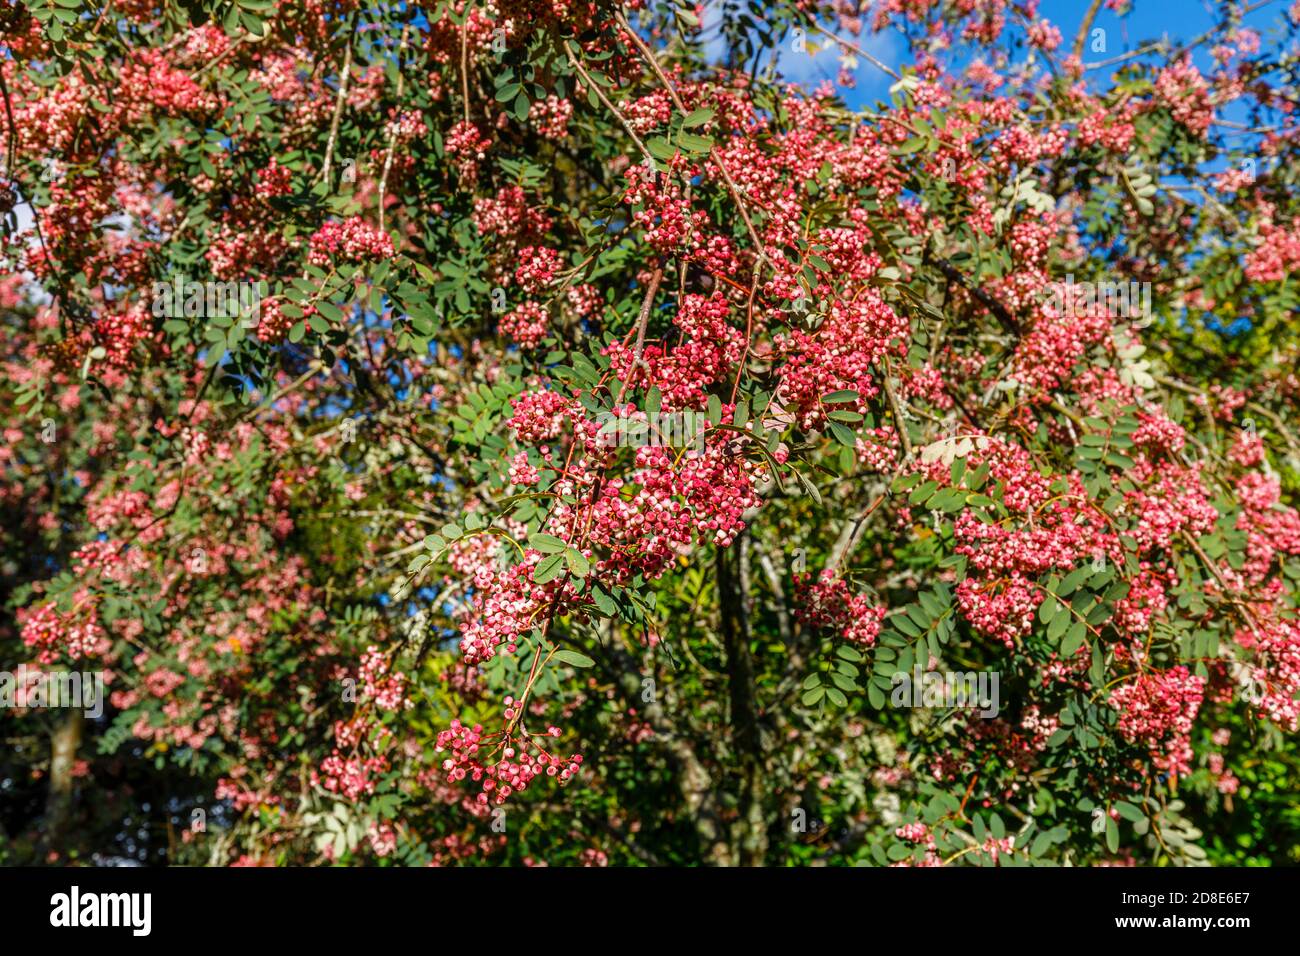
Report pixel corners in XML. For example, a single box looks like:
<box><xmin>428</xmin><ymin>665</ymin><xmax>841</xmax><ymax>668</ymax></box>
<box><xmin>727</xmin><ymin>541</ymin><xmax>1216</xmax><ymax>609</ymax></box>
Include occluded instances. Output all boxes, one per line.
<box><xmin>43</xmin><ymin>708</ymin><xmax>83</xmax><ymax>853</ymax></box>
<box><xmin>717</xmin><ymin>538</ymin><xmax>768</xmax><ymax>866</ymax></box>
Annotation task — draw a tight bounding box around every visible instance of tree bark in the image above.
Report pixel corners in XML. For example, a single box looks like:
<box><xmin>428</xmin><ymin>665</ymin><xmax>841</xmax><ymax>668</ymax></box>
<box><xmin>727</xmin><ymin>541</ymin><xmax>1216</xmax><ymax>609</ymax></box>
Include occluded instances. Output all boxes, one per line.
<box><xmin>717</xmin><ymin>538</ymin><xmax>768</xmax><ymax>866</ymax></box>
<box><xmin>43</xmin><ymin>708</ymin><xmax>83</xmax><ymax>853</ymax></box>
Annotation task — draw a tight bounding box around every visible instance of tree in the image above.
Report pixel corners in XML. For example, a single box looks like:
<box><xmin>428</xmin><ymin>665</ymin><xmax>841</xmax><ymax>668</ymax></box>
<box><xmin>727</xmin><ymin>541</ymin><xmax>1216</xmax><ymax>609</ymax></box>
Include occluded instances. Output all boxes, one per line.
<box><xmin>2</xmin><ymin>0</ymin><xmax>1299</xmax><ymax>866</ymax></box>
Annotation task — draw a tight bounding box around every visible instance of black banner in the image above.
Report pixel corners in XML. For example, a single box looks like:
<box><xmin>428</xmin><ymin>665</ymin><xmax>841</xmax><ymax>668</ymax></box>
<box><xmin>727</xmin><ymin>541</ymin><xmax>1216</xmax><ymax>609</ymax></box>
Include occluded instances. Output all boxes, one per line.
<box><xmin>0</xmin><ymin>865</ymin><xmax>1282</xmax><ymax>943</ymax></box>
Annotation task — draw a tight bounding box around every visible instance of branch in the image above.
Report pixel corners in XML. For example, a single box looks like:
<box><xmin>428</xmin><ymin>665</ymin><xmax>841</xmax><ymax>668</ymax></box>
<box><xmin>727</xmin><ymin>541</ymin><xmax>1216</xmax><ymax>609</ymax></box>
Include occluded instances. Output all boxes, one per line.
<box><xmin>926</xmin><ymin>252</ymin><xmax>1021</xmax><ymax>336</ymax></box>
<box><xmin>565</xmin><ymin>42</ymin><xmax>656</xmax><ymax>167</ymax></box>
<box><xmin>377</xmin><ymin>24</ymin><xmax>412</xmax><ymax>234</ymax></box>
<box><xmin>882</xmin><ymin>356</ymin><xmax>914</xmax><ymax>461</ymax></box>
<box><xmin>460</xmin><ymin>6</ymin><xmax>471</xmax><ymax>123</ymax></box>
<box><xmin>807</xmin><ymin>20</ymin><xmax>901</xmax><ymax>81</ymax></box>
<box><xmin>318</xmin><ymin>18</ymin><xmax>357</xmax><ymax>186</ymax></box>
<box><xmin>1071</xmin><ymin>0</ymin><xmax>1106</xmax><ymax>61</ymax></box>
<box><xmin>615</xmin><ymin>266</ymin><xmax>664</xmax><ymax>405</ymax></box>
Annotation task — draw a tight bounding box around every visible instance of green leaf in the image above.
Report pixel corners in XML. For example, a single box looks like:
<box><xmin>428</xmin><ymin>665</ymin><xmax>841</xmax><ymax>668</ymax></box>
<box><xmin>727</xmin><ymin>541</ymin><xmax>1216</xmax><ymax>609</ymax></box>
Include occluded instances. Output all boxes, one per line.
<box><xmin>1047</xmin><ymin>606</ymin><xmax>1071</xmax><ymax>641</ymax></box>
<box><xmin>533</xmin><ymin>553</ymin><xmax>566</xmax><ymax>583</ymax></box>
<box><xmin>908</xmin><ymin>481</ymin><xmax>938</xmax><ymax>506</ymax></box>
<box><xmin>682</xmin><ymin>108</ymin><xmax>714</xmax><ymax>127</ymax></box>
<box><xmin>829</xmin><ymin>671</ymin><xmax>857</xmax><ymax>692</ymax></box>
<box><xmin>829</xmin><ymin>422</ymin><xmax>857</xmax><ymax>447</ymax></box>
<box><xmin>676</xmin><ymin>131</ymin><xmax>714</xmax><ymax>154</ymax></box>
<box><xmin>529</xmin><ymin>533</ymin><xmax>567</xmax><ymax>554</ymax></box>
<box><xmin>1038</xmin><ymin>597</ymin><xmax>1058</xmax><ymax>626</ymax></box>
<box><xmin>929</xmin><ymin>488</ymin><xmax>966</xmax><ymax>513</ymax></box>
<box><xmin>1047</xmin><ymin>728</ymin><xmax>1072</xmax><ymax>749</ymax></box>
<box><xmin>1061</xmin><ymin>620</ymin><xmax>1087</xmax><ymax>656</ymax></box>
<box><xmin>1114</xmin><ymin>801</ymin><xmax>1144</xmax><ymax>823</ymax></box>
<box><xmin>590</xmin><ymin>585</ymin><xmax>617</xmax><ymax>617</ymax></box>
<box><xmin>565</xmin><ymin>548</ymin><xmax>591</xmax><ymax>578</ymax></box>
<box><xmin>891</xmin><ymin>473</ymin><xmax>922</xmax><ymax>493</ymax></box>
<box><xmin>1057</xmin><ymin>565</ymin><xmax>1091</xmax><ymax>597</ymax></box>
<box><xmin>315</xmin><ymin>300</ymin><xmax>345</xmax><ymax>322</ymax></box>
<box><xmin>647</xmin><ymin>136</ymin><xmax>677</xmax><ymax>160</ymax></box>
<box><xmin>552</xmin><ymin>649</ymin><xmax>594</xmax><ymax>668</ymax></box>
<box><xmin>707</xmin><ymin>394</ymin><xmax>722</xmax><ymax>426</ymax></box>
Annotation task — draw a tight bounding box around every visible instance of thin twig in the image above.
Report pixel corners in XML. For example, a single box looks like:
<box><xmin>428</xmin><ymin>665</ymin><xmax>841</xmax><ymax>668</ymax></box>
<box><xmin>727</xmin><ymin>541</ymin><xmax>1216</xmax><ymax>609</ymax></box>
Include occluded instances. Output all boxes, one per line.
<box><xmin>806</xmin><ymin>20</ymin><xmax>901</xmax><ymax>81</ymax></box>
<box><xmin>460</xmin><ymin>6</ymin><xmax>471</xmax><ymax>123</ymax></box>
<box><xmin>1072</xmin><ymin>0</ymin><xmax>1106</xmax><ymax>61</ymax></box>
<box><xmin>615</xmin><ymin>267</ymin><xmax>664</xmax><ymax>405</ymax></box>
<box><xmin>882</xmin><ymin>357</ymin><xmax>914</xmax><ymax>461</ymax></box>
<box><xmin>318</xmin><ymin>18</ymin><xmax>357</xmax><ymax>186</ymax></box>
<box><xmin>565</xmin><ymin>42</ymin><xmax>655</xmax><ymax>166</ymax></box>
<box><xmin>377</xmin><ymin>24</ymin><xmax>412</xmax><ymax>233</ymax></box>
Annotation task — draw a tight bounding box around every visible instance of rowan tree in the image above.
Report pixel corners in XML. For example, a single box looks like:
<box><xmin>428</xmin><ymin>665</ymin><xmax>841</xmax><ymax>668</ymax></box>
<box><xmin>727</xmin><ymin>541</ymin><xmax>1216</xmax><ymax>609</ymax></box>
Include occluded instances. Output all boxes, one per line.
<box><xmin>2</xmin><ymin>0</ymin><xmax>1299</xmax><ymax>866</ymax></box>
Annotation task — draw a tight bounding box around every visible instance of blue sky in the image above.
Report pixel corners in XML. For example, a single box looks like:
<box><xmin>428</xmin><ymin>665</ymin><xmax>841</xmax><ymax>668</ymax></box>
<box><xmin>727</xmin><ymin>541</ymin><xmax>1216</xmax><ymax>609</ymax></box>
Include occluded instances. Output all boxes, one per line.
<box><xmin>754</xmin><ymin>0</ymin><xmax>1298</xmax><ymax>109</ymax></box>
